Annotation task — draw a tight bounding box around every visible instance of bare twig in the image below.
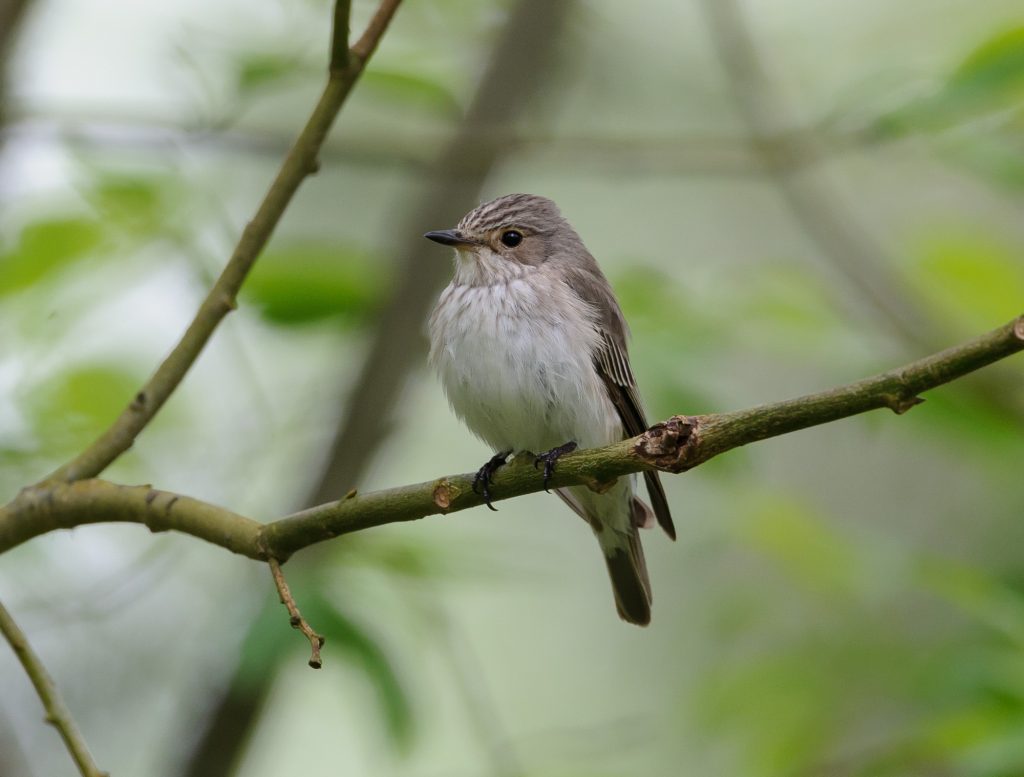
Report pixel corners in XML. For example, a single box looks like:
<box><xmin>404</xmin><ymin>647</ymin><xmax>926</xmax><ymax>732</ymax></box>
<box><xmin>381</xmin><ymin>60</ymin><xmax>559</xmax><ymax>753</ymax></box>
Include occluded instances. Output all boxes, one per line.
<box><xmin>268</xmin><ymin>559</ymin><xmax>325</xmax><ymax>669</ymax></box>
<box><xmin>329</xmin><ymin>0</ymin><xmax>352</xmax><ymax>72</ymax></box>
<box><xmin>0</xmin><ymin>600</ymin><xmax>108</xmax><ymax>777</ymax></box>
<box><xmin>350</xmin><ymin>0</ymin><xmax>403</xmax><ymax>61</ymax></box>
<box><xmin>38</xmin><ymin>0</ymin><xmax>405</xmax><ymax>486</ymax></box>
<box><xmin>2</xmin><ymin>314</ymin><xmax>1020</xmax><ymax>559</ymax></box>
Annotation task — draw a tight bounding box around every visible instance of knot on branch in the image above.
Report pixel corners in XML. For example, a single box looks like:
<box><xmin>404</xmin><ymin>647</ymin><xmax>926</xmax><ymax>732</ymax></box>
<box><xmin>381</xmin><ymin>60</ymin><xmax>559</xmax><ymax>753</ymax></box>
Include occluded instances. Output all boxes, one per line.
<box><xmin>883</xmin><ymin>393</ymin><xmax>925</xmax><ymax>415</ymax></box>
<box><xmin>634</xmin><ymin>416</ymin><xmax>697</xmax><ymax>473</ymax></box>
<box><xmin>432</xmin><ymin>479</ymin><xmax>454</xmax><ymax>510</ymax></box>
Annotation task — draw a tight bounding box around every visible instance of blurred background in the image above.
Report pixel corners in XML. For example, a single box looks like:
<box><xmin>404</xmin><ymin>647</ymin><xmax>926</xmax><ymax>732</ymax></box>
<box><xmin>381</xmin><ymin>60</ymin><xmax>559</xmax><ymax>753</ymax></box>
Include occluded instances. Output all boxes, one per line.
<box><xmin>2</xmin><ymin>0</ymin><xmax>1024</xmax><ymax>774</ymax></box>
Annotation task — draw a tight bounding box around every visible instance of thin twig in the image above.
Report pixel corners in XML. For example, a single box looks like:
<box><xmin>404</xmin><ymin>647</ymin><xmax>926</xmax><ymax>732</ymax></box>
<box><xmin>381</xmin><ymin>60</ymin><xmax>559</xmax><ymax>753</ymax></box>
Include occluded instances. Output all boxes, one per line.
<box><xmin>38</xmin><ymin>0</ymin><xmax>405</xmax><ymax>486</ymax></box>
<box><xmin>1</xmin><ymin>314</ymin><xmax>1020</xmax><ymax>559</ymax></box>
<box><xmin>351</xmin><ymin>0</ymin><xmax>403</xmax><ymax>60</ymax></box>
<box><xmin>268</xmin><ymin>559</ymin><xmax>325</xmax><ymax>669</ymax></box>
<box><xmin>330</xmin><ymin>0</ymin><xmax>352</xmax><ymax>72</ymax></box>
<box><xmin>0</xmin><ymin>600</ymin><xmax>108</xmax><ymax>777</ymax></box>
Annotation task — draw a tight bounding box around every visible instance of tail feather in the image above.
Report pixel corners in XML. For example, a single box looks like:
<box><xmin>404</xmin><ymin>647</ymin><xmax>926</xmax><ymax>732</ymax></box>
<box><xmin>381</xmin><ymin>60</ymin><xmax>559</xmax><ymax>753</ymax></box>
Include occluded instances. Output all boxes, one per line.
<box><xmin>603</xmin><ymin>528</ymin><xmax>651</xmax><ymax>626</ymax></box>
<box><xmin>555</xmin><ymin>486</ymin><xmax>654</xmax><ymax>626</ymax></box>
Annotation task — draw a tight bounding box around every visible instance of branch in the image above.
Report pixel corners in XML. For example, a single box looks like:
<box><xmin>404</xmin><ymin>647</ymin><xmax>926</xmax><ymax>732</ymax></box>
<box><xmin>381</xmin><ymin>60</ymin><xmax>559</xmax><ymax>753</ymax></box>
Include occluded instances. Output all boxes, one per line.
<box><xmin>268</xmin><ymin>559</ymin><xmax>325</xmax><ymax>668</ymax></box>
<box><xmin>0</xmin><ymin>480</ymin><xmax>264</xmax><ymax>558</ymax></box>
<box><xmin>329</xmin><ymin>0</ymin><xmax>352</xmax><ymax>72</ymax></box>
<box><xmin>0</xmin><ymin>600</ymin><xmax>108</xmax><ymax>777</ymax></box>
<box><xmin>39</xmin><ymin>0</ymin><xmax>404</xmax><ymax>486</ymax></box>
<box><xmin>2</xmin><ymin>315</ymin><xmax>1020</xmax><ymax>559</ymax></box>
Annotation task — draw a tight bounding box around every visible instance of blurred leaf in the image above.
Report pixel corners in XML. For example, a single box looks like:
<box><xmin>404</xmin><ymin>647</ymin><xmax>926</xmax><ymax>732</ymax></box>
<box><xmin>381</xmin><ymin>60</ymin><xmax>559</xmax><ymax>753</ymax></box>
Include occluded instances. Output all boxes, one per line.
<box><xmin>243</xmin><ymin>242</ymin><xmax>386</xmax><ymax>325</ymax></box>
<box><xmin>235</xmin><ymin>598</ymin><xmax>295</xmax><ymax>689</ymax></box>
<box><xmin>86</xmin><ymin>172</ymin><xmax>178</xmax><ymax>235</ymax></box>
<box><xmin>912</xmin><ymin>231</ymin><xmax>1024</xmax><ymax>331</ymax></box>
<box><xmin>0</xmin><ymin>217</ymin><xmax>104</xmax><ymax>296</ymax></box>
<box><xmin>947</xmin><ymin>27</ymin><xmax>1024</xmax><ymax>108</ymax></box>
<box><xmin>861</xmin><ymin>27</ymin><xmax>1024</xmax><ymax>192</ymax></box>
<box><xmin>870</xmin><ymin>26</ymin><xmax>1024</xmax><ymax>138</ymax></box>
<box><xmin>26</xmin><ymin>363</ymin><xmax>140</xmax><ymax>451</ymax></box>
<box><xmin>235</xmin><ymin>52</ymin><xmax>306</xmax><ymax>93</ymax></box>
<box><xmin>360</xmin><ymin>69</ymin><xmax>461</xmax><ymax>116</ymax></box>
<box><xmin>305</xmin><ymin>592</ymin><xmax>414</xmax><ymax>751</ymax></box>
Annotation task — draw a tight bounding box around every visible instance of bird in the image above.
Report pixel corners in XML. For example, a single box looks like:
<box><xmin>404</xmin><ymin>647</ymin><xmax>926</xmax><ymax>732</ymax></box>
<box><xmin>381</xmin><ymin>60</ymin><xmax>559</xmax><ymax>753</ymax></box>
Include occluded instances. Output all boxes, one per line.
<box><xmin>424</xmin><ymin>193</ymin><xmax>674</xmax><ymax>626</ymax></box>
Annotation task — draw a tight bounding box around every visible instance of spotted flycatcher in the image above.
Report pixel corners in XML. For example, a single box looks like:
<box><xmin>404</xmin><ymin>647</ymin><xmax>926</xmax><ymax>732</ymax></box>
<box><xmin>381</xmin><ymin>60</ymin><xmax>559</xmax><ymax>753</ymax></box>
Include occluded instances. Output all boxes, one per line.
<box><xmin>425</xmin><ymin>193</ymin><xmax>674</xmax><ymax>625</ymax></box>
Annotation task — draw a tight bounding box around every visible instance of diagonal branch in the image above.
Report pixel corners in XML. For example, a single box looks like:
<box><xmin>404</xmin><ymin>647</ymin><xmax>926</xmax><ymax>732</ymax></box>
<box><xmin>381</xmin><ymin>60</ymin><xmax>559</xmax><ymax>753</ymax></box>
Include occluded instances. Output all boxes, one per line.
<box><xmin>2</xmin><ymin>315</ymin><xmax>1020</xmax><ymax>559</ymax></box>
<box><xmin>0</xmin><ymin>600</ymin><xmax>108</xmax><ymax>777</ymax></box>
<box><xmin>40</xmin><ymin>0</ymin><xmax>404</xmax><ymax>486</ymax></box>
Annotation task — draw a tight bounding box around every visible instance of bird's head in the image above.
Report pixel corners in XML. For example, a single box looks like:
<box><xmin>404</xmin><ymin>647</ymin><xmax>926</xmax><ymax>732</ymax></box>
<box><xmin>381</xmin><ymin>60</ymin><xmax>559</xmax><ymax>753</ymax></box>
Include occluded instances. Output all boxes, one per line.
<box><xmin>424</xmin><ymin>193</ymin><xmax>574</xmax><ymax>285</ymax></box>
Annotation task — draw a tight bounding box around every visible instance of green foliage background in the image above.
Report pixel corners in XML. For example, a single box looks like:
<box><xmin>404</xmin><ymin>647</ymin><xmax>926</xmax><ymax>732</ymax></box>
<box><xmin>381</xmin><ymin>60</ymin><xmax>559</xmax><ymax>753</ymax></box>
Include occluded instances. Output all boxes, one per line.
<box><xmin>1</xmin><ymin>0</ymin><xmax>1023</xmax><ymax>775</ymax></box>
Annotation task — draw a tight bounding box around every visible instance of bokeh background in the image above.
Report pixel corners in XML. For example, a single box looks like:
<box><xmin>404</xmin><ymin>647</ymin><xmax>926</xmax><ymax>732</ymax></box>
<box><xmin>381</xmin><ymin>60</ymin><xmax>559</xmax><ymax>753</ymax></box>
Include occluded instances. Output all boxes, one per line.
<box><xmin>2</xmin><ymin>0</ymin><xmax>1024</xmax><ymax>775</ymax></box>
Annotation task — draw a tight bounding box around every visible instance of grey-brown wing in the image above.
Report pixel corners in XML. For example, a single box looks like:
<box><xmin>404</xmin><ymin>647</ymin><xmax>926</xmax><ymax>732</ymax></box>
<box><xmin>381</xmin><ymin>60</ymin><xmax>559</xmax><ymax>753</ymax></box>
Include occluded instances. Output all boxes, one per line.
<box><xmin>595</xmin><ymin>331</ymin><xmax>676</xmax><ymax>540</ymax></box>
<box><xmin>565</xmin><ymin>265</ymin><xmax>676</xmax><ymax>540</ymax></box>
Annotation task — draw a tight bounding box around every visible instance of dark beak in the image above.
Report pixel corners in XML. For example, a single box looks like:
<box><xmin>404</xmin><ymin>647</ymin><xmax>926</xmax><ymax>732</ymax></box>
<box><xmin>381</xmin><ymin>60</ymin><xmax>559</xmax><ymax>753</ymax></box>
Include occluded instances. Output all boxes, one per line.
<box><xmin>423</xmin><ymin>229</ymin><xmax>473</xmax><ymax>247</ymax></box>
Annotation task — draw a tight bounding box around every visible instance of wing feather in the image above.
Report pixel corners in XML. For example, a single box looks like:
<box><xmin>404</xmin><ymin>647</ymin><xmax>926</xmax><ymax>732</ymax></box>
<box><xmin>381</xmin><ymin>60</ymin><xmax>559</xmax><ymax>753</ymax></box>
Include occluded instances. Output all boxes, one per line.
<box><xmin>562</xmin><ymin>265</ymin><xmax>676</xmax><ymax>541</ymax></box>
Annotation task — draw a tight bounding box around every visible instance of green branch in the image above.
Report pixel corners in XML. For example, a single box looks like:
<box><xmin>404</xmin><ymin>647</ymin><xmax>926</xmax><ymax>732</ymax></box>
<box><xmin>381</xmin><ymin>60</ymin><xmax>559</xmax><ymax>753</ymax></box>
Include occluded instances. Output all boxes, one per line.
<box><xmin>0</xmin><ymin>600</ymin><xmax>108</xmax><ymax>777</ymax></box>
<box><xmin>3</xmin><ymin>315</ymin><xmax>1020</xmax><ymax>560</ymax></box>
<box><xmin>39</xmin><ymin>0</ymin><xmax>404</xmax><ymax>486</ymax></box>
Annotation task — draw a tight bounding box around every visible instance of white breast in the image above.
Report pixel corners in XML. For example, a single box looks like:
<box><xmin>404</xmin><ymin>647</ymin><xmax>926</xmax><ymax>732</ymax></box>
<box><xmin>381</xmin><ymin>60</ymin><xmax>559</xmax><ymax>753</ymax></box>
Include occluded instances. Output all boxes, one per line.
<box><xmin>428</xmin><ymin>272</ymin><xmax>620</xmax><ymax>454</ymax></box>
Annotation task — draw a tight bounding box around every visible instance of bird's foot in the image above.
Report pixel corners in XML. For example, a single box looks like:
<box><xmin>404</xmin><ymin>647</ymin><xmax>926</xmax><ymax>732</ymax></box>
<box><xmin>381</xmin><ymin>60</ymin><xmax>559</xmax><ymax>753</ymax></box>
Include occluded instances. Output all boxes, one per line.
<box><xmin>534</xmin><ymin>441</ymin><xmax>578</xmax><ymax>492</ymax></box>
<box><xmin>473</xmin><ymin>450</ymin><xmax>512</xmax><ymax>511</ymax></box>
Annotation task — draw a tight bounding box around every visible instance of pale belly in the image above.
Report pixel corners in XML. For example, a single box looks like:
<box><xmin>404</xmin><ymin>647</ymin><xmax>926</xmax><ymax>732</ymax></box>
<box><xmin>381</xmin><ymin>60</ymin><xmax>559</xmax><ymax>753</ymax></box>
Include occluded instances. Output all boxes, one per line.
<box><xmin>429</xmin><ymin>279</ymin><xmax>621</xmax><ymax>454</ymax></box>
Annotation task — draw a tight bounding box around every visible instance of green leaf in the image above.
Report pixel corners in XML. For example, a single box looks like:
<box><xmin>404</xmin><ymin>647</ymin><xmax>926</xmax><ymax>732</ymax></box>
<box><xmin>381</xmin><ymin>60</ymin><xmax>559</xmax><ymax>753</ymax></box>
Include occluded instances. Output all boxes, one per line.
<box><xmin>26</xmin><ymin>363</ymin><xmax>141</xmax><ymax>452</ymax></box>
<box><xmin>86</xmin><ymin>173</ymin><xmax>177</xmax><ymax>234</ymax></box>
<box><xmin>243</xmin><ymin>242</ymin><xmax>386</xmax><ymax>325</ymax></box>
<box><xmin>235</xmin><ymin>52</ymin><xmax>306</xmax><ymax>93</ymax></box>
<box><xmin>360</xmin><ymin>69</ymin><xmax>461</xmax><ymax>116</ymax></box>
<box><xmin>947</xmin><ymin>27</ymin><xmax>1024</xmax><ymax>106</ymax></box>
<box><xmin>866</xmin><ymin>26</ymin><xmax>1024</xmax><ymax>141</ymax></box>
<box><xmin>234</xmin><ymin>598</ymin><xmax>296</xmax><ymax>689</ymax></box>
<box><xmin>912</xmin><ymin>231</ymin><xmax>1024</xmax><ymax>331</ymax></box>
<box><xmin>0</xmin><ymin>217</ymin><xmax>104</xmax><ymax>295</ymax></box>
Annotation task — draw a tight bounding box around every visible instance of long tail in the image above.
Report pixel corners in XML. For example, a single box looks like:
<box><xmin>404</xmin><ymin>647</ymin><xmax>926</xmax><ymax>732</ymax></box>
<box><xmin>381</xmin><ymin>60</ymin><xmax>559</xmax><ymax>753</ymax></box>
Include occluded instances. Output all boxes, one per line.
<box><xmin>557</xmin><ymin>487</ymin><xmax>653</xmax><ymax>625</ymax></box>
<box><xmin>602</xmin><ymin>521</ymin><xmax>652</xmax><ymax>626</ymax></box>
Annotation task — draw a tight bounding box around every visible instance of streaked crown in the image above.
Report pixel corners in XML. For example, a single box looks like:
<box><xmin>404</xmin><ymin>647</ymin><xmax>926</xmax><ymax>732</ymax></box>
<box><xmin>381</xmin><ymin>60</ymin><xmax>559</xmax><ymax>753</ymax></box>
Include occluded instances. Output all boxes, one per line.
<box><xmin>457</xmin><ymin>193</ymin><xmax>565</xmax><ymax>235</ymax></box>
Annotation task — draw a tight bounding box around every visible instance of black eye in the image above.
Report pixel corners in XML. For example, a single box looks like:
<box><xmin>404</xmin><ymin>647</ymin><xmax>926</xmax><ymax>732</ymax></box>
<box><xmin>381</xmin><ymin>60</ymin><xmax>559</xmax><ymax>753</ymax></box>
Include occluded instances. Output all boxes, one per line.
<box><xmin>500</xmin><ymin>230</ymin><xmax>523</xmax><ymax>247</ymax></box>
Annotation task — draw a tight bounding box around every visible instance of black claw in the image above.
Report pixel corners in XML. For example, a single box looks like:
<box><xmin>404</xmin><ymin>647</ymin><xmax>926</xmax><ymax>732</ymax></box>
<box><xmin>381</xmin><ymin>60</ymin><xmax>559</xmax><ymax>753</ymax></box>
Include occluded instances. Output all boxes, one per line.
<box><xmin>534</xmin><ymin>441</ymin><xmax>578</xmax><ymax>491</ymax></box>
<box><xmin>473</xmin><ymin>450</ymin><xmax>511</xmax><ymax>511</ymax></box>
